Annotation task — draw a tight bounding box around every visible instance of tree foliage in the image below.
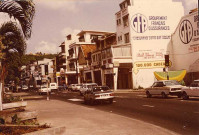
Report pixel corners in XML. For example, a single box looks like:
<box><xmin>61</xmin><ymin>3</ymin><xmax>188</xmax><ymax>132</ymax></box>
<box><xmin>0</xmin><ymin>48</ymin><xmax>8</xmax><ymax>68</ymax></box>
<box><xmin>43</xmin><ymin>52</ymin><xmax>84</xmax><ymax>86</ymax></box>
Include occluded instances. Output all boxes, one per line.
<box><xmin>0</xmin><ymin>0</ymin><xmax>35</xmax><ymax>39</ymax></box>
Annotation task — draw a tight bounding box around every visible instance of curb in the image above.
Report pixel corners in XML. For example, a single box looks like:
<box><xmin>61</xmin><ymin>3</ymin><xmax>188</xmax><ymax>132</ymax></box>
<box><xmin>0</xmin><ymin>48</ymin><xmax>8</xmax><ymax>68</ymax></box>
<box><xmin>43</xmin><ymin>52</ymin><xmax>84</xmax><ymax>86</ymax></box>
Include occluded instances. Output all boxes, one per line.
<box><xmin>24</xmin><ymin>126</ymin><xmax>66</xmax><ymax>135</ymax></box>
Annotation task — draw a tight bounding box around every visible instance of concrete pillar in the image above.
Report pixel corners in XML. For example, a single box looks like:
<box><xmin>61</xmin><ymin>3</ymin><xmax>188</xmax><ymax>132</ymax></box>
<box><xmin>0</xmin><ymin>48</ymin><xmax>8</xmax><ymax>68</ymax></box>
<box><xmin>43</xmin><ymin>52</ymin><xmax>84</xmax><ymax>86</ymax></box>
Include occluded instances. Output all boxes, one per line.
<box><xmin>101</xmin><ymin>69</ymin><xmax>105</xmax><ymax>86</ymax></box>
<box><xmin>65</xmin><ymin>75</ymin><xmax>68</xmax><ymax>85</ymax></box>
<box><xmin>113</xmin><ymin>67</ymin><xmax>118</xmax><ymax>91</ymax></box>
<box><xmin>91</xmin><ymin>70</ymin><xmax>95</xmax><ymax>83</ymax></box>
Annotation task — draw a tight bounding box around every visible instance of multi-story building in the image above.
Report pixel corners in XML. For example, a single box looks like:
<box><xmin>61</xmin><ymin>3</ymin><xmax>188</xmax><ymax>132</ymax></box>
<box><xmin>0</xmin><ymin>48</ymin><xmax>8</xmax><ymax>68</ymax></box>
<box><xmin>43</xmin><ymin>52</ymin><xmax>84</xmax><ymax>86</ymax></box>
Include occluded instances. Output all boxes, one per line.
<box><xmin>90</xmin><ymin>32</ymin><xmax>133</xmax><ymax>90</ymax></box>
<box><xmin>168</xmin><ymin>8</ymin><xmax>199</xmax><ymax>85</ymax></box>
<box><xmin>66</xmin><ymin>30</ymin><xmax>112</xmax><ymax>85</ymax></box>
<box><xmin>115</xmin><ymin>0</ymin><xmax>184</xmax><ymax>88</ymax></box>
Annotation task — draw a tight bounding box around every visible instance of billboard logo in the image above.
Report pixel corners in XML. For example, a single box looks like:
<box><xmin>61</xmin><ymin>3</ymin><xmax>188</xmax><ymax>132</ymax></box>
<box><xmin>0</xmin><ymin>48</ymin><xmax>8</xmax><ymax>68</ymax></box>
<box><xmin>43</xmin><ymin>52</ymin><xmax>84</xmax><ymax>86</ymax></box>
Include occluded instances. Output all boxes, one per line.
<box><xmin>179</xmin><ymin>20</ymin><xmax>193</xmax><ymax>44</ymax></box>
<box><xmin>131</xmin><ymin>13</ymin><xmax>148</xmax><ymax>33</ymax></box>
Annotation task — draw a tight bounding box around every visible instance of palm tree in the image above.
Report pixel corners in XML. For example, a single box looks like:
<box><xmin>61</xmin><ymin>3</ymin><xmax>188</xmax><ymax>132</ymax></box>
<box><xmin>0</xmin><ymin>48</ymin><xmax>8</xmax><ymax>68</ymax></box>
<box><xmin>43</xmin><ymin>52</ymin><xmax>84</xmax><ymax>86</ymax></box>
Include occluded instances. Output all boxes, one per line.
<box><xmin>0</xmin><ymin>0</ymin><xmax>35</xmax><ymax>100</ymax></box>
<box><xmin>0</xmin><ymin>22</ymin><xmax>26</xmax><ymax>94</ymax></box>
<box><xmin>0</xmin><ymin>0</ymin><xmax>35</xmax><ymax>39</ymax></box>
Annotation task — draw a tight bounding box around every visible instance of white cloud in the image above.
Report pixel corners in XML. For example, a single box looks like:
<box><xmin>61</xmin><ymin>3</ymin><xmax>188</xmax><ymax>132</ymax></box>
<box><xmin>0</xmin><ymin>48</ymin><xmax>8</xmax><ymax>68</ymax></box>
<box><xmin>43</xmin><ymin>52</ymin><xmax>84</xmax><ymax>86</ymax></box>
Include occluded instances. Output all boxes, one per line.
<box><xmin>35</xmin><ymin>41</ymin><xmax>59</xmax><ymax>54</ymax></box>
<box><xmin>61</xmin><ymin>27</ymin><xmax>80</xmax><ymax>38</ymax></box>
<box><xmin>35</xmin><ymin>0</ymin><xmax>78</xmax><ymax>12</ymax></box>
<box><xmin>183</xmin><ymin>0</ymin><xmax>198</xmax><ymax>14</ymax></box>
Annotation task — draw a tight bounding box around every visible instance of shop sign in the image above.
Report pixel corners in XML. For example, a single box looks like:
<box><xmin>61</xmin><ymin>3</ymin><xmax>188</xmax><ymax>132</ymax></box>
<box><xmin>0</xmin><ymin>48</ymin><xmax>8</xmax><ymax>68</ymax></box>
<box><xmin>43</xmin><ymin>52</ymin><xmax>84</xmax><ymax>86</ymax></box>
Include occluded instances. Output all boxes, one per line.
<box><xmin>113</xmin><ymin>61</ymin><xmax>119</xmax><ymax>67</ymax></box>
<box><xmin>133</xmin><ymin>60</ymin><xmax>172</xmax><ymax>74</ymax></box>
<box><xmin>105</xmin><ymin>69</ymin><xmax>113</xmax><ymax>74</ymax></box>
<box><xmin>56</xmin><ymin>72</ymin><xmax>60</xmax><ymax>77</ymax></box>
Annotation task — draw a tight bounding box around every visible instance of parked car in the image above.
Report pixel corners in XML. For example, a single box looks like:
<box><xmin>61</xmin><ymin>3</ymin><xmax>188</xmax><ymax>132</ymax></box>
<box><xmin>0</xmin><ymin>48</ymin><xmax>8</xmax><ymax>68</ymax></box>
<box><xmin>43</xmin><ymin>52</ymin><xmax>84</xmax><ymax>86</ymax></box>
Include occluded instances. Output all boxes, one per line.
<box><xmin>68</xmin><ymin>84</ymin><xmax>75</xmax><ymax>91</ymax></box>
<box><xmin>145</xmin><ymin>80</ymin><xmax>184</xmax><ymax>98</ymax></box>
<box><xmin>50</xmin><ymin>83</ymin><xmax>58</xmax><ymax>92</ymax></box>
<box><xmin>84</xmin><ymin>86</ymin><xmax>114</xmax><ymax>105</ymax></box>
<box><xmin>79</xmin><ymin>83</ymin><xmax>98</xmax><ymax>95</ymax></box>
<box><xmin>58</xmin><ymin>85</ymin><xmax>68</xmax><ymax>91</ymax></box>
<box><xmin>22</xmin><ymin>85</ymin><xmax>28</xmax><ymax>91</ymax></box>
<box><xmin>74</xmin><ymin>84</ymin><xmax>82</xmax><ymax>91</ymax></box>
<box><xmin>38</xmin><ymin>86</ymin><xmax>51</xmax><ymax>95</ymax></box>
<box><xmin>181</xmin><ymin>80</ymin><xmax>199</xmax><ymax>100</ymax></box>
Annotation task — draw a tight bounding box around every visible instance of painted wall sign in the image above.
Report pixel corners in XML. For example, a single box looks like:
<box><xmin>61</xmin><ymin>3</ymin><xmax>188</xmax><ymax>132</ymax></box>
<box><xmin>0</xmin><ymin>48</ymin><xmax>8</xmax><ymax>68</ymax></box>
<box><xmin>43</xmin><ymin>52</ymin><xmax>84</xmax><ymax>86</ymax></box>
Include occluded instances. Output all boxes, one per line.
<box><xmin>136</xmin><ymin>50</ymin><xmax>164</xmax><ymax>60</ymax></box>
<box><xmin>179</xmin><ymin>20</ymin><xmax>193</xmax><ymax>44</ymax></box>
<box><xmin>131</xmin><ymin>14</ymin><xmax>171</xmax><ymax>40</ymax></box>
<box><xmin>133</xmin><ymin>60</ymin><xmax>172</xmax><ymax>74</ymax></box>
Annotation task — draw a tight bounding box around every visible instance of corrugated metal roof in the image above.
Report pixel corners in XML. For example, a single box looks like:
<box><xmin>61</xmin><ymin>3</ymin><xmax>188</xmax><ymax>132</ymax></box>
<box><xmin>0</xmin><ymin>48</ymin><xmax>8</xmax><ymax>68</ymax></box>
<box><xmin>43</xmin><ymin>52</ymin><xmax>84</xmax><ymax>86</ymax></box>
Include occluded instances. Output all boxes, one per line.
<box><xmin>81</xmin><ymin>45</ymin><xmax>96</xmax><ymax>58</ymax></box>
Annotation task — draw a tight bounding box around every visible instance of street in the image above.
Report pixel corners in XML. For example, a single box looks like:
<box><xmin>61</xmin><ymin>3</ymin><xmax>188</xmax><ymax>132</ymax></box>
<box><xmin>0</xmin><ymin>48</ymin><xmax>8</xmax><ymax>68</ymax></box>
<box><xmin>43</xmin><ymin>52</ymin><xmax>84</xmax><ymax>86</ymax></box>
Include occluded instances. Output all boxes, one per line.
<box><xmin>27</xmin><ymin>90</ymin><xmax>199</xmax><ymax>135</ymax></box>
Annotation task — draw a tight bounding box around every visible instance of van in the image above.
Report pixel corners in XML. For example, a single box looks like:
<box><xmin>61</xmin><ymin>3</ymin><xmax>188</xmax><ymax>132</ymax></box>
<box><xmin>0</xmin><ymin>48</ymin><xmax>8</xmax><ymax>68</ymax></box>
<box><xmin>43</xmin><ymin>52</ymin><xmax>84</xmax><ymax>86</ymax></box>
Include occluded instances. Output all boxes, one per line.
<box><xmin>50</xmin><ymin>83</ymin><xmax>58</xmax><ymax>92</ymax></box>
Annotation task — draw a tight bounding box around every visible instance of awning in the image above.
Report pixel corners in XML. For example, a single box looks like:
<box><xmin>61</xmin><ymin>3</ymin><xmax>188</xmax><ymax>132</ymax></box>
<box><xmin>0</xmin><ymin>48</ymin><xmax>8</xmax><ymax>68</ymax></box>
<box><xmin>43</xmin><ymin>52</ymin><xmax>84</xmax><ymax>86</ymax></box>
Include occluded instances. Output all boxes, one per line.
<box><xmin>154</xmin><ymin>70</ymin><xmax>186</xmax><ymax>81</ymax></box>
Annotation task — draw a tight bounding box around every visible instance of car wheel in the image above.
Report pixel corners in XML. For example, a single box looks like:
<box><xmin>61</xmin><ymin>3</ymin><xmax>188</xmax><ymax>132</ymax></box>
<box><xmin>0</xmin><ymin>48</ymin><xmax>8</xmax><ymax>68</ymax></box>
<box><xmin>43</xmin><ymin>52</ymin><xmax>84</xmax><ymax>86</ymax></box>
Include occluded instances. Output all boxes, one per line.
<box><xmin>161</xmin><ymin>92</ymin><xmax>167</xmax><ymax>98</ymax></box>
<box><xmin>182</xmin><ymin>92</ymin><xmax>189</xmax><ymax>100</ymax></box>
<box><xmin>146</xmin><ymin>91</ymin><xmax>152</xmax><ymax>98</ymax></box>
<box><xmin>109</xmin><ymin>98</ymin><xmax>113</xmax><ymax>104</ymax></box>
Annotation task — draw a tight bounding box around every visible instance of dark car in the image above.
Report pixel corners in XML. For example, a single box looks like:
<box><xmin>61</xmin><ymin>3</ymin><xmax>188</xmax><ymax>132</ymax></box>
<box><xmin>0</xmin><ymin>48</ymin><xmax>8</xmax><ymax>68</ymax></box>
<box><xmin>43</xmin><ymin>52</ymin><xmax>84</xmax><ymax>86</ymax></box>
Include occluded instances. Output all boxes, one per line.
<box><xmin>83</xmin><ymin>86</ymin><xmax>114</xmax><ymax>105</ymax></box>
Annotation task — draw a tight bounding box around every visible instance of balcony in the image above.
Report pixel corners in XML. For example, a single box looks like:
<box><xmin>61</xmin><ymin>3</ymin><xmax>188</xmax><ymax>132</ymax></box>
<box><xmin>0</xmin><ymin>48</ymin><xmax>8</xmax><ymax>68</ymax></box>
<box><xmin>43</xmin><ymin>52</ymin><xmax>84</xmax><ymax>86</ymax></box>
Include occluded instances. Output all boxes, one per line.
<box><xmin>67</xmin><ymin>55</ymin><xmax>77</xmax><ymax>61</ymax></box>
<box><xmin>112</xmin><ymin>44</ymin><xmax>132</xmax><ymax>59</ymax></box>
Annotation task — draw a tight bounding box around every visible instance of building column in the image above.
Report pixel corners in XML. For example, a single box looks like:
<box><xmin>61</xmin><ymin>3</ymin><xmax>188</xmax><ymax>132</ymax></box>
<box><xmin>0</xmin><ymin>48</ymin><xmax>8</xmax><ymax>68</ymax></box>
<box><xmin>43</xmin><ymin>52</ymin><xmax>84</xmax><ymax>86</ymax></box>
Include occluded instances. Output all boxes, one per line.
<box><xmin>101</xmin><ymin>69</ymin><xmax>105</xmax><ymax>86</ymax></box>
<box><xmin>113</xmin><ymin>67</ymin><xmax>118</xmax><ymax>91</ymax></box>
<box><xmin>91</xmin><ymin>70</ymin><xmax>95</xmax><ymax>83</ymax></box>
<box><xmin>65</xmin><ymin>75</ymin><xmax>68</xmax><ymax>85</ymax></box>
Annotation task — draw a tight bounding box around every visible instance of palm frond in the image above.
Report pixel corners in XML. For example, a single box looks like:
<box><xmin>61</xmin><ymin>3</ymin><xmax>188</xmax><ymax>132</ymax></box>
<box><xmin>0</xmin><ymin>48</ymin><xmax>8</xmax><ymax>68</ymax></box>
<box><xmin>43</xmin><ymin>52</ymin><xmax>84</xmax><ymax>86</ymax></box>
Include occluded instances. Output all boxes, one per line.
<box><xmin>0</xmin><ymin>0</ymin><xmax>35</xmax><ymax>39</ymax></box>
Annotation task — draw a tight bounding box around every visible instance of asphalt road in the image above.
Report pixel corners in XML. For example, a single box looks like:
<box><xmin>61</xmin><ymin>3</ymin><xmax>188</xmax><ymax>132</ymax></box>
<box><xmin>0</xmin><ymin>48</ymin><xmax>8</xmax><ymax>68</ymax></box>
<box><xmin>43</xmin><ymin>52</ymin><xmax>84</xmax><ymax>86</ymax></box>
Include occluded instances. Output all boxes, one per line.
<box><xmin>29</xmin><ymin>90</ymin><xmax>199</xmax><ymax>135</ymax></box>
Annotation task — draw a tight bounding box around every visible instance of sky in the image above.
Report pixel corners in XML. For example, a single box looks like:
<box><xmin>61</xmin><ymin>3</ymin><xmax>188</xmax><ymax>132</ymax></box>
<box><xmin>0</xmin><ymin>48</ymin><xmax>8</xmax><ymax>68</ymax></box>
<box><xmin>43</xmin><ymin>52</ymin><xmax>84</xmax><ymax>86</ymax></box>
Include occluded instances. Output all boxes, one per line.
<box><xmin>0</xmin><ymin>0</ymin><xmax>198</xmax><ymax>54</ymax></box>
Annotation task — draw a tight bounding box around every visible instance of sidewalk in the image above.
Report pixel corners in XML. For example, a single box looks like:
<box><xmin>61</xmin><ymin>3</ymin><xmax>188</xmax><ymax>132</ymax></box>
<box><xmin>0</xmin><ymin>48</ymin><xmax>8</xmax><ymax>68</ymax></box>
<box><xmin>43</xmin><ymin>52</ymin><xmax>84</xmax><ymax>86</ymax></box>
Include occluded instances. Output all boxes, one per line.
<box><xmin>26</xmin><ymin>99</ymin><xmax>178</xmax><ymax>135</ymax></box>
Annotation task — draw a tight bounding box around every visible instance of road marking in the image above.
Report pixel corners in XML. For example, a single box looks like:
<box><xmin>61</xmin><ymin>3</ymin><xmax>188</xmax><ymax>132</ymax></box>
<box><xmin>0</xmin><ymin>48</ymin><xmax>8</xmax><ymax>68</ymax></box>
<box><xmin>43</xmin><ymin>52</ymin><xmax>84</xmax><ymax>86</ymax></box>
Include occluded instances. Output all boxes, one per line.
<box><xmin>137</xmin><ymin>95</ymin><xmax>145</xmax><ymax>97</ymax></box>
<box><xmin>68</xmin><ymin>98</ymin><xmax>83</xmax><ymax>102</ymax></box>
<box><xmin>142</xmin><ymin>105</ymin><xmax>155</xmax><ymax>108</ymax></box>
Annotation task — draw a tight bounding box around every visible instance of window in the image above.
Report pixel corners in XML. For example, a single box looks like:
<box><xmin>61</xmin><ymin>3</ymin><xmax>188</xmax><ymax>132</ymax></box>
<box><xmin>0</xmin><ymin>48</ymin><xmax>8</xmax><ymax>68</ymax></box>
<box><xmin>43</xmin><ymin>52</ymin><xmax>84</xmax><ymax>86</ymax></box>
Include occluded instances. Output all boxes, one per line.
<box><xmin>116</xmin><ymin>19</ymin><xmax>121</xmax><ymax>26</ymax></box>
<box><xmin>123</xmin><ymin>15</ymin><xmax>129</xmax><ymax>27</ymax></box>
<box><xmin>124</xmin><ymin>33</ymin><xmax>130</xmax><ymax>43</ymax></box>
<box><xmin>118</xmin><ymin>35</ymin><xmax>122</xmax><ymax>42</ymax></box>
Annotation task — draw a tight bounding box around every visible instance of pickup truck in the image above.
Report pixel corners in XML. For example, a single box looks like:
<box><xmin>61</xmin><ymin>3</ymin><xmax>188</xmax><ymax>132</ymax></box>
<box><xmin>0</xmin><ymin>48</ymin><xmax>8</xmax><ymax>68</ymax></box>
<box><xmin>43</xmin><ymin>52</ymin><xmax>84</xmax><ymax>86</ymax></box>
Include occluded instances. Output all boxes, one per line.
<box><xmin>145</xmin><ymin>80</ymin><xmax>184</xmax><ymax>98</ymax></box>
<box><xmin>181</xmin><ymin>80</ymin><xmax>199</xmax><ymax>100</ymax></box>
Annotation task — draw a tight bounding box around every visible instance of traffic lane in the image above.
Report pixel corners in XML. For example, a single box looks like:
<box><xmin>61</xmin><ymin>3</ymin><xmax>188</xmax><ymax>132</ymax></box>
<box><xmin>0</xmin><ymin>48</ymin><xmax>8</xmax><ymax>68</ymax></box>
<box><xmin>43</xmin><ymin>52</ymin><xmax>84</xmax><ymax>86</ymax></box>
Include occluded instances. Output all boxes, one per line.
<box><xmin>96</xmin><ymin>93</ymin><xmax>199</xmax><ymax>135</ymax></box>
<box><xmin>49</xmin><ymin>91</ymin><xmax>199</xmax><ymax>135</ymax></box>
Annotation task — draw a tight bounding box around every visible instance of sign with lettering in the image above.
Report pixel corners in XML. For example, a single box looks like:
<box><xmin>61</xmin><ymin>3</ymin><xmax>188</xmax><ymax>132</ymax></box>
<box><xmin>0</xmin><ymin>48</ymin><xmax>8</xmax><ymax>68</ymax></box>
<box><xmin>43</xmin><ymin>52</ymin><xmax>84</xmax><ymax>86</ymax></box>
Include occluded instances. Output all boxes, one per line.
<box><xmin>131</xmin><ymin>14</ymin><xmax>171</xmax><ymax>40</ymax></box>
<box><xmin>133</xmin><ymin>61</ymin><xmax>172</xmax><ymax>74</ymax></box>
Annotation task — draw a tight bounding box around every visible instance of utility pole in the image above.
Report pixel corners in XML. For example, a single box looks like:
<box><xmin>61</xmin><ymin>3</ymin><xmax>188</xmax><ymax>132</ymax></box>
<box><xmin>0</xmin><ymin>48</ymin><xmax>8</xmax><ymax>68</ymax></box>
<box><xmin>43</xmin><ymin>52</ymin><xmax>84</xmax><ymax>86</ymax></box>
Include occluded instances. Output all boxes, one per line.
<box><xmin>165</xmin><ymin>54</ymin><xmax>169</xmax><ymax>80</ymax></box>
<box><xmin>75</xmin><ymin>48</ymin><xmax>78</xmax><ymax>84</ymax></box>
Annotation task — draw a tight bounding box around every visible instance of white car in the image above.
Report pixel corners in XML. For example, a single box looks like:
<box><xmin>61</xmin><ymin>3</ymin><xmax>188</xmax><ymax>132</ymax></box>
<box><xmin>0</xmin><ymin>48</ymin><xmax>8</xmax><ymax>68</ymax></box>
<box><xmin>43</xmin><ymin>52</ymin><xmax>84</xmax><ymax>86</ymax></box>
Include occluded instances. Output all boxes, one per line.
<box><xmin>79</xmin><ymin>83</ymin><xmax>98</xmax><ymax>95</ymax></box>
<box><xmin>22</xmin><ymin>85</ymin><xmax>28</xmax><ymax>91</ymax></box>
<box><xmin>38</xmin><ymin>86</ymin><xmax>51</xmax><ymax>95</ymax></box>
<box><xmin>181</xmin><ymin>80</ymin><xmax>199</xmax><ymax>100</ymax></box>
<box><xmin>145</xmin><ymin>80</ymin><xmax>184</xmax><ymax>98</ymax></box>
<box><xmin>50</xmin><ymin>83</ymin><xmax>58</xmax><ymax>92</ymax></box>
<box><xmin>84</xmin><ymin>86</ymin><xmax>114</xmax><ymax>105</ymax></box>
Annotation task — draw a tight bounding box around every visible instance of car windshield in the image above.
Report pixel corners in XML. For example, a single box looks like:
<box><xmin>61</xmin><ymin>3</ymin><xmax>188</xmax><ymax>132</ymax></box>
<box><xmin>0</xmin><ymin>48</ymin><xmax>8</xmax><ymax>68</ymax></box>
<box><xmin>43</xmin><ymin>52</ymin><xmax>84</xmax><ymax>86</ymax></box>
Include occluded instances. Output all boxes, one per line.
<box><xmin>93</xmin><ymin>86</ymin><xmax>110</xmax><ymax>92</ymax></box>
<box><xmin>87</xmin><ymin>85</ymin><xmax>97</xmax><ymax>89</ymax></box>
<box><xmin>41</xmin><ymin>86</ymin><xmax>47</xmax><ymax>88</ymax></box>
<box><xmin>164</xmin><ymin>80</ymin><xmax>180</xmax><ymax>86</ymax></box>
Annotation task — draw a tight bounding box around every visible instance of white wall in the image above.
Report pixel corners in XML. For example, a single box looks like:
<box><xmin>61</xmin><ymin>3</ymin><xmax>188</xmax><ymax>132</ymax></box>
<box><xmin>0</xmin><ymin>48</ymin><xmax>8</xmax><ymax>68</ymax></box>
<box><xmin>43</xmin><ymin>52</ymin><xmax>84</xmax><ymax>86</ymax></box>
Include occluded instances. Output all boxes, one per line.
<box><xmin>126</xmin><ymin>0</ymin><xmax>184</xmax><ymax>88</ymax></box>
<box><xmin>168</xmin><ymin>11</ymin><xmax>199</xmax><ymax>72</ymax></box>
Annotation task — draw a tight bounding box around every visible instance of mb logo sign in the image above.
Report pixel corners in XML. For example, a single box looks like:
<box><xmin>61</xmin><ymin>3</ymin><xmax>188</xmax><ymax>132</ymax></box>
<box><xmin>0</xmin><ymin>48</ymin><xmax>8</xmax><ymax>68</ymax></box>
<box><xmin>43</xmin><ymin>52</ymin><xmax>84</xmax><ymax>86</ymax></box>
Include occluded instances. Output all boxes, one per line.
<box><xmin>131</xmin><ymin>13</ymin><xmax>148</xmax><ymax>33</ymax></box>
<box><xmin>179</xmin><ymin>19</ymin><xmax>193</xmax><ymax>44</ymax></box>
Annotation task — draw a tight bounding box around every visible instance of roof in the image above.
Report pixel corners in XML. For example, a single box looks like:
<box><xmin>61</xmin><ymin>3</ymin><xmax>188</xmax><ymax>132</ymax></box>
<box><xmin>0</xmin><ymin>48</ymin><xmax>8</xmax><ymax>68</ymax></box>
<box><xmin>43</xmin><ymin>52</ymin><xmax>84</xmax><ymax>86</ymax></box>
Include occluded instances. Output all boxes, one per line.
<box><xmin>77</xmin><ymin>30</ymin><xmax>113</xmax><ymax>36</ymax></box>
<box><xmin>81</xmin><ymin>45</ymin><xmax>96</xmax><ymax>58</ymax></box>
